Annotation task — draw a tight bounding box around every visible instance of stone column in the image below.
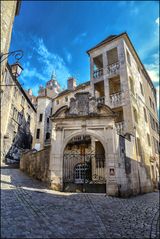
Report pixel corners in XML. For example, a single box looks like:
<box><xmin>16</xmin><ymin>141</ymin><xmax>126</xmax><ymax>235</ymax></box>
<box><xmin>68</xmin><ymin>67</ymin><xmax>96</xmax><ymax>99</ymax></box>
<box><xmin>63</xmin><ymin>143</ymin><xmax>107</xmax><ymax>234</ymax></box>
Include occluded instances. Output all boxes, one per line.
<box><xmin>118</xmin><ymin>40</ymin><xmax>133</xmax><ymax>134</ymax></box>
<box><xmin>102</xmin><ymin>52</ymin><xmax>110</xmax><ymax>105</ymax></box>
<box><xmin>90</xmin><ymin>57</ymin><xmax>95</xmax><ymax>96</ymax></box>
<box><xmin>49</xmin><ymin>125</ymin><xmax>63</xmax><ymax>191</ymax></box>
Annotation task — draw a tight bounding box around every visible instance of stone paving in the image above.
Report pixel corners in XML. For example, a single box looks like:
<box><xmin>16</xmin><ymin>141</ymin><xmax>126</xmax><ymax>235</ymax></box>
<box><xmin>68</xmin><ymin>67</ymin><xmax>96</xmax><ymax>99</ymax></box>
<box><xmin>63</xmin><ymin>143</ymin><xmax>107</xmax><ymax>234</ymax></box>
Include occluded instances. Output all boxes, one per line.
<box><xmin>1</xmin><ymin>167</ymin><xmax>159</xmax><ymax>239</ymax></box>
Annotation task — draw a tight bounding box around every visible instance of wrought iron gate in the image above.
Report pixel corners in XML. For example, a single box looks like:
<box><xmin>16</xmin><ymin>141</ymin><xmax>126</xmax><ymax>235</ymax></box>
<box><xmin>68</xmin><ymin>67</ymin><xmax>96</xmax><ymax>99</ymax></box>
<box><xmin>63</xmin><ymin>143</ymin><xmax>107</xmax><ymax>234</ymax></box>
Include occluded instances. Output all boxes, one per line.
<box><xmin>63</xmin><ymin>153</ymin><xmax>106</xmax><ymax>192</ymax></box>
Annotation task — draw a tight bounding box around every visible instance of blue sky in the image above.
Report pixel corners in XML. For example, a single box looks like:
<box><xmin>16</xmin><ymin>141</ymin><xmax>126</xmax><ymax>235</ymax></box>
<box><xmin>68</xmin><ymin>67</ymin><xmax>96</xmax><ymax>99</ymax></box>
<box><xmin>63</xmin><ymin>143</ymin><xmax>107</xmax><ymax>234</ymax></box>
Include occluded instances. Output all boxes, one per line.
<box><xmin>10</xmin><ymin>0</ymin><xmax>159</xmax><ymax>106</ymax></box>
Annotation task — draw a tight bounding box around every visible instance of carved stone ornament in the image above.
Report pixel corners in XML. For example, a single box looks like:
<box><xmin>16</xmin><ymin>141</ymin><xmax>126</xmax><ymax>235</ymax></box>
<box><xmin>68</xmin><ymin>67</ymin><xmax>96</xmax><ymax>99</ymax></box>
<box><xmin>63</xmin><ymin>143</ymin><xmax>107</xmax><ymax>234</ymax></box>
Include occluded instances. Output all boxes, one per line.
<box><xmin>67</xmin><ymin>92</ymin><xmax>98</xmax><ymax>116</ymax></box>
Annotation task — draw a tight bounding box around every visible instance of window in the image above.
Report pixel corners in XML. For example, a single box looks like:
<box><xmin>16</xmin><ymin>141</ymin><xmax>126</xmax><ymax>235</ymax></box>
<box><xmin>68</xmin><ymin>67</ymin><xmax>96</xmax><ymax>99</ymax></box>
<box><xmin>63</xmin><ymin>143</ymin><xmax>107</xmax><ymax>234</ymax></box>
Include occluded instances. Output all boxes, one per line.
<box><xmin>46</xmin><ymin>132</ymin><xmax>50</xmax><ymax>140</ymax></box>
<box><xmin>147</xmin><ymin>134</ymin><xmax>151</xmax><ymax>146</ymax></box>
<box><xmin>127</xmin><ymin>50</ymin><xmax>131</xmax><ymax>65</ymax></box>
<box><xmin>27</xmin><ymin>115</ymin><xmax>31</xmax><ymax>124</ymax></box>
<box><xmin>39</xmin><ymin>113</ymin><xmax>43</xmax><ymax>122</ymax></box>
<box><xmin>65</xmin><ymin>96</ymin><xmax>68</xmax><ymax>102</ymax></box>
<box><xmin>137</xmin><ymin>66</ymin><xmax>141</xmax><ymax>74</ymax></box>
<box><xmin>143</xmin><ymin>107</ymin><xmax>147</xmax><ymax>122</ymax></box>
<box><xmin>152</xmin><ymin>102</ymin><xmax>155</xmax><ymax>111</ymax></box>
<box><xmin>140</xmin><ymin>82</ymin><xmax>144</xmax><ymax>96</ymax></box>
<box><xmin>153</xmin><ymin>137</ymin><xmax>159</xmax><ymax>154</ymax></box>
<box><xmin>155</xmin><ymin>122</ymin><xmax>159</xmax><ymax>134</ymax></box>
<box><xmin>149</xmin><ymin>97</ymin><xmax>155</xmax><ymax>112</ymax></box>
<box><xmin>56</xmin><ymin>99</ymin><xmax>59</xmax><ymax>105</ymax></box>
<box><xmin>47</xmin><ymin>117</ymin><xmax>49</xmax><ymax>123</ymax></box>
<box><xmin>150</xmin><ymin>114</ymin><xmax>156</xmax><ymax>131</ymax></box>
<box><xmin>13</xmin><ymin>107</ymin><xmax>18</xmax><ymax>120</ymax></box>
<box><xmin>129</xmin><ymin>77</ymin><xmax>134</xmax><ymax>94</ymax></box>
<box><xmin>136</xmin><ymin>137</ymin><xmax>142</xmax><ymax>157</ymax></box>
<box><xmin>36</xmin><ymin>129</ymin><xmax>40</xmax><ymax>139</ymax></box>
<box><xmin>21</xmin><ymin>96</ymin><xmax>25</xmax><ymax>106</ymax></box>
<box><xmin>17</xmin><ymin>112</ymin><xmax>22</xmax><ymax>124</ymax></box>
<box><xmin>50</xmin><ymin>108</ymin><xmax>52</xmax><ymax>115</ymax></box>
<box><xmin>133</xmin><ymin>107</ymin><xmax>138</xmax><ymax>123</ymax></box>
<box><xmin>149</xmin><ymin>97</ymin><xmax>152</xmax><ymax>108</ymax></box>
<box><xmin>107</xmin><ymin>47</ymin><xmax>118</xmax><ymax>65</ymax></box>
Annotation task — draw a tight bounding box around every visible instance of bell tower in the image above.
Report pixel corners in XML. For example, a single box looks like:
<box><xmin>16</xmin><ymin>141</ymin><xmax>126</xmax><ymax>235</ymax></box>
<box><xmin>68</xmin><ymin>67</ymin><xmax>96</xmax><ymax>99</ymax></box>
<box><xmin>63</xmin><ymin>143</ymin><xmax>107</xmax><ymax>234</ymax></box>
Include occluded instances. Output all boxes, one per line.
<box><xmin>46</xmin><ymin>70</ymin><xmax>61</xmax><ymax>93</ymax></box>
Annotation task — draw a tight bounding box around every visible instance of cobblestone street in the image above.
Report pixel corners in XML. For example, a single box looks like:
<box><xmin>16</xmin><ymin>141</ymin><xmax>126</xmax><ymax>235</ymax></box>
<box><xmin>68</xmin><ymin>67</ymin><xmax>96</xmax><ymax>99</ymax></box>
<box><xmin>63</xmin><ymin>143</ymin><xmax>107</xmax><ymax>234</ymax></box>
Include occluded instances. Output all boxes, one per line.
<box><xmin>1</xmin><ymin>167</ymin><xmax>159</xmax><ymax>239</ymax></box>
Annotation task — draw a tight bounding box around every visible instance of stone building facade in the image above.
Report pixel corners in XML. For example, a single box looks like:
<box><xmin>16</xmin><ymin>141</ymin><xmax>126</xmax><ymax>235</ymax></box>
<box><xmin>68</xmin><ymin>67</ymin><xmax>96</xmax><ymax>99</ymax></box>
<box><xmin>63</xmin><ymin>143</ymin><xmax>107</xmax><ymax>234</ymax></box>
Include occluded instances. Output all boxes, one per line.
<box><xmin>1</xmin><ymin>0</ymin><xmax>22</xmax><ymax>162</ymax></box>
<box><xmin>1</xmin><ymin>63</ymin><xmax>36</xmax><ymax>163</ymax></box>
<box><xmin>1</xmin><ymin>0</ymin><xmax>21</xmax><ymax>74</ymax></box>
<box><xmin>46</xmin><ymin>32</ymin><xmax>159</xmax><ymax>196</ymax></box>
<box><xmin>20</xmin><ymin>32</ymin><xmax>159</xmax><ymax>196</ymax></box>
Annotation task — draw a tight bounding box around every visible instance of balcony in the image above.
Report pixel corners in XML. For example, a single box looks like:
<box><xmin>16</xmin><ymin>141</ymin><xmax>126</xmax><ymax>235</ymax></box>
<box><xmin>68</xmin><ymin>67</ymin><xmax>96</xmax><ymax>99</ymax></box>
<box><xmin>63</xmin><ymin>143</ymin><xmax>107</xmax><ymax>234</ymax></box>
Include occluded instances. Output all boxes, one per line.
<box><xmin>96</xmin><ymin>96</ymin><xmax>105</xmax><ymax>104</ymax></box>
<box><xmin>110</xmin><ymin>92</ymin><xmax>122</xmax><ymax>107</ymax></box>
<box><xmin>107</xmin><ymin>61</ymin><xmax>120</xmax><ymax>76</ymax></box>
<box><xmin>93</xmin><ymin>68</ymin><xmax>103</xmax><ymax>79</ymax></box>
<box><xmin>115</xmin><ymin>121</ymin><xmax>125</xmax><ymax>135</ymax></box>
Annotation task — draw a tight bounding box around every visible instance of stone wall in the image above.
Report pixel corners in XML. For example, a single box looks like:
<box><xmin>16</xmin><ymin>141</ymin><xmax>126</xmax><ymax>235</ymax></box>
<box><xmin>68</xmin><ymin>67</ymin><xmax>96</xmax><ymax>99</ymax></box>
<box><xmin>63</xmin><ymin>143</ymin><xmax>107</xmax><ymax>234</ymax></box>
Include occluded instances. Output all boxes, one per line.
<box><xmin>20</xmin><ymin>146</ymin><xmax>50</xmax><ymax>182</ymax></box>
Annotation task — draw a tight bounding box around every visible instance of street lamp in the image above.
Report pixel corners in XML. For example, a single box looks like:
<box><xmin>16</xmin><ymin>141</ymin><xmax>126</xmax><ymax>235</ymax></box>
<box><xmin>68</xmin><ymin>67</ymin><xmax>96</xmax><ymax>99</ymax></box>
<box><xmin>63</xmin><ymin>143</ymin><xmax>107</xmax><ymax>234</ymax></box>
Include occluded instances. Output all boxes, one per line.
<box><xmin>11</xmin><ymin>62</ymin><xmax>23</xmax><ymax>78</ymax></box>
<box><xmin>0</xmin><ymin>50</ymin><xmax>24</xmax><ymax>86</ymax></box>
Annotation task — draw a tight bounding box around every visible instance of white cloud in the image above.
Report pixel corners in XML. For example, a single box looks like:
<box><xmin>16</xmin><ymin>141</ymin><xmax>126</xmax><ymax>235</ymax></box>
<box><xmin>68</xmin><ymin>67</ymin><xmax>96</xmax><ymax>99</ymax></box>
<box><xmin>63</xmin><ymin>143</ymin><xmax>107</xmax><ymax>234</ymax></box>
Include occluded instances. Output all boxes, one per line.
<box><xmin>63</xmin><ymin>48</ymin><xmax>72</xmax><ymax>63</ymax></box>
<box><xmin>155</xmin><ymin>17</ymin><xmax>159</xmax><ymax>25</ymax></box>
<box><xmin>139</xmin><ymin>18</ymin><xmax>159</xmax><ymax>60</ymax></box>
<box><xmin>145</xmin><ymin>53</ymin><xmax>159</xmax><ymax>83</ymax></box>
<box><xmin>66</xmin><ymin>52</ymin><xmax>72</xmax><ymax>63</ymax></box>
<box><xmin>21</xmin><ymin>61</ymin><xmax>46</xmax><ymax>84</ymax></box>
<box><xmin>72</xmin><ymin>32</ymin><xmax>87</xmax><ymax>44</ymax></box>
<box><xmin>34</xmin><ymin>37</ymin><xmax>71</xmax><ymax>88</ymax></box>
<box><xmin>20</xmin><ymin>37</ymin><xmax>72</xmax><ymax>95</ymax></box>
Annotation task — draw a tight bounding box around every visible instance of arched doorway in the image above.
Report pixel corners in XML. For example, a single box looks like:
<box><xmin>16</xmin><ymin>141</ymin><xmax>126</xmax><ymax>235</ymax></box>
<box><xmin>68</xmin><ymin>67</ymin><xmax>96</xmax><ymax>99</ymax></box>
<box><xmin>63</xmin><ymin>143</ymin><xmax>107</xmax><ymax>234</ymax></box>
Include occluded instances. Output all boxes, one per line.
<box><xmin>63</xmin><ymin>134</ymin><xmax>106</xmax><ymax>193</ymax></box>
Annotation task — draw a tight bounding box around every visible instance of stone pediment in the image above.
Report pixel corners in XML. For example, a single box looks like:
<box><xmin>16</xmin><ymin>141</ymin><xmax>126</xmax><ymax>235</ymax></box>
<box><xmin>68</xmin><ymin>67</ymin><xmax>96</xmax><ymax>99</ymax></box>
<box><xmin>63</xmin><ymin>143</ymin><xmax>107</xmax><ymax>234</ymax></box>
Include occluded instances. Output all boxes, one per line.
<box><xmin>52</xmin><ymin>92</ymin><xmax>116</xmax><ymax>120</ymax></box>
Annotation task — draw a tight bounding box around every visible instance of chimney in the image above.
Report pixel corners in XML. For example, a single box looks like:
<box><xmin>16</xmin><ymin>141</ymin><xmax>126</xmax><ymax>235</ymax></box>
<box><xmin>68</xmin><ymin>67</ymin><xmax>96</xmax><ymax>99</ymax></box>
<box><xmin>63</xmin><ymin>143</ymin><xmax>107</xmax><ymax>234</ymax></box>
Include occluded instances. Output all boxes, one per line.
<box><xmin>28</xmin><ymin>88</ymin><xmax>32</xmax><ymax>96</ymax></box>
<box><xmin>67</xmin><ymin>77</ymin><xmax>76</xmax><ymax>90</ymax></box>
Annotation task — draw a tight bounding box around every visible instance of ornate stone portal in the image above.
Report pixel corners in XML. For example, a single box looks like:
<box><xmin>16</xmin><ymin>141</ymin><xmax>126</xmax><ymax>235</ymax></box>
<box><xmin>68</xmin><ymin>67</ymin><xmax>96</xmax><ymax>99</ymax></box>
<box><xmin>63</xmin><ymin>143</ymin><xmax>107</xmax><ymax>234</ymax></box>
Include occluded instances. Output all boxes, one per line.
<box><xmin>49</xmin><ymin>92</ymin><xmax>120</xmax><ymax>195</ymax></box>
